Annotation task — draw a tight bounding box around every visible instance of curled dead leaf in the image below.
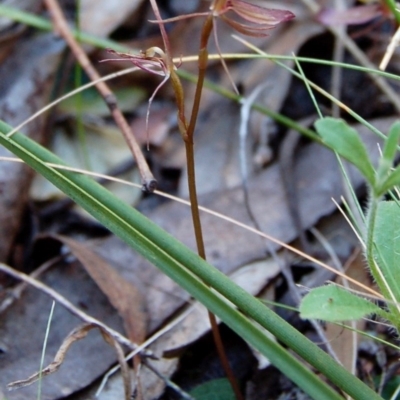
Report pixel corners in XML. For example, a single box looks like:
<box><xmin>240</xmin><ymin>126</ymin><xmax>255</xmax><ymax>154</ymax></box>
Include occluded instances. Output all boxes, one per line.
<box><xmin>8</xmin><ymin>323</ymin><xmax>132</xmax><ymax>400</ymax></box>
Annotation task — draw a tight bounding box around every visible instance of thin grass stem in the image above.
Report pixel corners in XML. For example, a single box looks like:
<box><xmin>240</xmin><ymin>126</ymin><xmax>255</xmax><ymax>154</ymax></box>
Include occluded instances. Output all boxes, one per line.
<box><xmin>37</xmin><ymin>301</ymin><xmax>55</xmax><ymax>400</ymax></box>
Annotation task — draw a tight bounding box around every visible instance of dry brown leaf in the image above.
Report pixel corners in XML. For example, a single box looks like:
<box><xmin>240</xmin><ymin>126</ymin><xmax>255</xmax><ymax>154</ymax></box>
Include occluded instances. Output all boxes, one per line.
<box><xmin>30</xmin><ymin>123</ymin><xmax>142</xmax><ymax>205</ymax></box>
<box><xmin>0</xmin><ymin>34</ymin><xmax>64</xmax><ymax>262</ymax></box>
<box><xmin>88</xmin><ymin>251</ymin><xmax>279</xmax><ymax>397</ymax></box>
<box><xmin>0</xmin><ymin>0</ymin><xmax>40</xmax><ymax>63</ymax></box>
<box><xmin>80</xmin><ymin>0</ymin><xmax>144</xmax><ymax>38</ymax></box>
<box><xmin>54</xmin><ymin>235</ymin><xmax>147</xmax><ymax>345</ymax></box>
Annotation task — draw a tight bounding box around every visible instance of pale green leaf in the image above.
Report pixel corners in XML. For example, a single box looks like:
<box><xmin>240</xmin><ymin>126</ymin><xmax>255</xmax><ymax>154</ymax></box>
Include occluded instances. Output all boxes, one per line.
<box><xmin>377</xmin><ymin>165</ymin><xmax>400</xmax><ymax>195</ymax></box>
<box><xmin>382</xmin><ymin>121</ymin><xmax>400</xmax><ymax>165</ymax></box>
<box><xmin>373</xmin><ymin>201</ymin><xmax>400</xmax><ymax>304</ymax></box>
<box><xmin>300</xmin><ymin>285</ymin><xmax>381</xmax><ymax>322</ymax></box>
<box><xmin>315</xmin><ymin>118</ymin><xmax>375</xmax><ymax>186</ymax></box>
<box><xmin>190</xmin><ymin>378</ymin><xmax>235</xmax><ymax>400</ymax></box>
<box><xmin>376</xmin><ymin>121</ymin><xmax>400</xmax><ymax>193</ymax></box>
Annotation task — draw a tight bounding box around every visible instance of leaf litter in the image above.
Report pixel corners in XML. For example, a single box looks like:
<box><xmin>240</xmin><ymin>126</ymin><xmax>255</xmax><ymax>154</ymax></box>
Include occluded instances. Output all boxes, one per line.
<box><xmin>0</xmin><ymin>0</ymin><xmax>400</xmax><ymax>398</ymax></box>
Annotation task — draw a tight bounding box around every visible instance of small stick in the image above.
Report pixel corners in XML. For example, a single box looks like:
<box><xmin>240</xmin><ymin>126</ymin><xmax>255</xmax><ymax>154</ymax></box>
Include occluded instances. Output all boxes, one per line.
<box><xmin>0</xmin><ymin>262</ymin><xmax>146</xmax><ymax>353</ymax></box>
<box><xmin>331</xmin><ymin>0</ymin><xmax>346</xmax><ymax>118</ymax></box>
<box><xmin>43</xmin><ymin>0</ymin><xmax>156</xmax><ymax>192</ymax></box>
<box><xmin>380</xmin><ymin>25</ymin><xmax>400</xmax><ymax>71</ymax></box>
<box><xmin>96</xmin><ymin>304</ymin><xmax>195</xmax><ymax>397</ymax></box>
<box><xmin>142</xmin><ymin>359</ymin><xmax>195</xmax><ymax>400</ymax></box>
<box><xmin>0</xmin><ymin>255</ymin><xmax>62</xmax><ymax>313</ymax></box>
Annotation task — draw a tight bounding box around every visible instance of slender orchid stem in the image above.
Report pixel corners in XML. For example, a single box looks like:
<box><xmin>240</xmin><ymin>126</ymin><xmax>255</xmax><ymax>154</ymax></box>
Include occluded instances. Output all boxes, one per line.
<box><xmin>148</xmin><ymin>0</ymin><xmax>172</xmax><ymax>64</ymax></box>
<box><xmin>183</xmin><ymin>10</ymin><xmax>244</xmax><ymax>400</ymax></box>
<box><xmin>147</xmin><ymin>2</ymin><xmax>243</xmax><ymax>397</ymax></box>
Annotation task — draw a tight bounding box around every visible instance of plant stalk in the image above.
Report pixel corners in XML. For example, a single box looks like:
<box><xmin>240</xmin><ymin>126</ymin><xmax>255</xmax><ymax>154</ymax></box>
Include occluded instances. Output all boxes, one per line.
<box><xmin>147</xmin><ymin>2</ymin><xmax>242</xmax><ymax>398</ymax></box>
<box><xmin>182</xmin><ymin>11</ymin><xmax>244</xmax><ymax>400</ymax></box>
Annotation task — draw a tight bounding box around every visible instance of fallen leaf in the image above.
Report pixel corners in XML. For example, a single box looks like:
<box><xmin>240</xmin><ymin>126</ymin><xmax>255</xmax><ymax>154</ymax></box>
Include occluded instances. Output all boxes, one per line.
<box><xmin>54</xmin><ymin>235</ymin><xmax>147</xmax><ymax>344</ymax></box>
<box><xmin>0</xmin><ymin>33</ymin><xmax>64</xmax><ymax>261</ymax></box>
<box><xmin>80</xmin><ymin>0</ymin><xmax>144</xmax><ymax>38</ymax></box>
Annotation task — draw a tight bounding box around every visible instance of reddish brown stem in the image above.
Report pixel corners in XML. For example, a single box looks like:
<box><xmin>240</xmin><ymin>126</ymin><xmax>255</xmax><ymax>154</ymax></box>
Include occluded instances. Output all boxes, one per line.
<box><xmin>44</xmin><ymin>0</ymin><xmax>156</xmax><ymax>192</ymax></box>
<box><xmin>148</xmin><ymin>1</ymin><xmax>243</xmax><ymax>398</ymax></box>
<box><xmin>148</xmin><ymin>0</ymin><xmax>173</xmax><ymax>66</ymax></box>
<box><xmin>182</xmin><ymin>12</ymin><xmax>244</xmax><ymax>400</ymax></box>
<box><xmin>183</xmin><ymin>139</ymin><xmax>205</xmax><ymax>257</ymax></box>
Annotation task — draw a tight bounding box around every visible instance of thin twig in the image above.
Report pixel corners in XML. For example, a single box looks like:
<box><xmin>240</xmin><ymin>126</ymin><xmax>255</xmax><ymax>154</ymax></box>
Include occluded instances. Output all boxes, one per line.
<box><xmin>331</xmin><ymin>0</ymin><xmax>346</xmax><ymax>118</ymax></box>
<box><xmin>278</xmin><ymin>117</ymin><xmax>316</xmax><ymax>255</ymax></box>
<box><xmin>380</xmin><ymin>25</ymin><xmax>400</xmax><ymax>70</ymax></box>
<box><xmin>0</xmin><ymin>255</ymin><xmax>62</xmax><ymax>313</ymax></box>
<box><xmin>239</xmin><ymin>91</ymin><xmax>342</xmax><ymax>363</ymax></box>
<box><xmin>0</xmin><ymin>263</ymin><xmax>146</xmax><ymax>353</ymax></box>
<box><xmin>43</xmin><ymin>0</ymin><xmax>156</xmax><ymax>192</ymax></box>
<box><xmin>96</xmin><ymin>303</ymin><xmax>195</xmax><ymax>396</ymax></box>
<box><xmin>142</xmin><ymin>359</ymin><xmax>195</xmax><ymax>400</ymax></box>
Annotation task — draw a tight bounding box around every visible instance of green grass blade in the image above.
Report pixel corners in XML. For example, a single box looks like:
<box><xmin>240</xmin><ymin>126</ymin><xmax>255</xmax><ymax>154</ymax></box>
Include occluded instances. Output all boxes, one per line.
<box><xmin>0</xmin><ymin>5</ymin><xmax>129</xmax><ymax>52</ymax></box>
<box><xmin>373</xmin><ymin>202</ymin><xmax>400</xmax><ymax>306</ymax></box>
<box><xmin>37</xmin><ymin>301</ymin><xmax>55</xmax><ymax>400</ymax></box>
<box><xmin>0</xmin><ymin>120</ymin><xmax>383</xmax><ymax>400</ymax></box>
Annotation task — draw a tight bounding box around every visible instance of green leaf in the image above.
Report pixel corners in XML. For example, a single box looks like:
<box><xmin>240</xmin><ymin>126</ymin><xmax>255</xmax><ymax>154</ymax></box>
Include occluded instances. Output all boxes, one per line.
<box><xmin>379</xmin><ymin>374</ymin><xmax>400</xmax><ymax>400</ymax></box>
<box><xmin>382</xmin><ymin>121</ymin><xmax>400</xmax><ymax>165</ymax></box>
<box><xmin>373</xmin><ymin>201</ymin><xmax>400</xmax><ymax>305</ymax></box>
<box><xmin>300</xmin><ymin>285</ymin><xmax>381</xmax><ymax>322</ymax></box>
<box><xmin>190</xmin><ymin>378</ymin><xmax>235</xmax><ymax>400</ymax></box>
<box><xmin>377</xmin><ymin>164</ymin><xmax>400</xmax><ymax>195</ymax></box>
<box><xmin>315</xmin><ymin>117</ymin><xmax>375</xmax><ymax>186</ymax></box>
<box><xmin>375</xmin><ymin>122</ymin><xmax>400</xmax><ymax>192</ymax></box>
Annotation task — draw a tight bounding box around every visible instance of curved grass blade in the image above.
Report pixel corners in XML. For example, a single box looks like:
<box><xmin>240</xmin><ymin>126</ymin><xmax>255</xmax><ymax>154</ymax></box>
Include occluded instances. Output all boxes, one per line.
<box><xmin>0</xmin><ymin>120</ymin><xmax>382</xmax><ymax>400</ymax></box>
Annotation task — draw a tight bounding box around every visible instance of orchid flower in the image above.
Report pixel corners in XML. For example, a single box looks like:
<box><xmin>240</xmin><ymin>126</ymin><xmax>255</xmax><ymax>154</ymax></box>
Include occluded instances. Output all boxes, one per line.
<box><xmin>149</xmin><ymin>0</ymin><xmax>294</xmax><ymax>93</ymax></box>
<box><xmin>152</xmin><ymin>0</ymin><xmax>295</xmax><ymax>37</ymax></box>
<box><xmin>207</xmin><ymin>0</ymin><xmax>294</xmax><ymax>91</ymax></box>
<box><xmin>101</xmin><ymin>47</ymin><xmax>179</xmax><ymax>148</ymax></box>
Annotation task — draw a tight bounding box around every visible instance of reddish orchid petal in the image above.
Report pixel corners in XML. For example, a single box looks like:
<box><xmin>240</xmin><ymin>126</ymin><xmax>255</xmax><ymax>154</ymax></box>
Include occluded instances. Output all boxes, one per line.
<box><xmin>211</xmin><ymin>0</ymin><xmax>294</xmax><ymax>36</ymax></box>
<box><xmin>318</xmin><ymin>4</ymin><xmax>382</xmax><ymax>26</ymax></box>
<box><xmin>151</xmin><ymin>1</ymin><xmax>295</xmax><ymax>38</ymax></box>
<box><xmin>101</xmin><ymin>47</ymin><xmax>177</xmax><ymax>149</ymax></box>
<box><xmin>221</xmin><ymin>15</ymin><xmax>273</xmax><ymax>37</ymax></box>
<box><xmin>101</xmin><ymin>48</ymin><xmax>170</xmax><ymax>77</ymax></box>
<box><xmin>227</xmin><ymin>0</ymin><xmax>295</xmax><ymax>26</ymax></box>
